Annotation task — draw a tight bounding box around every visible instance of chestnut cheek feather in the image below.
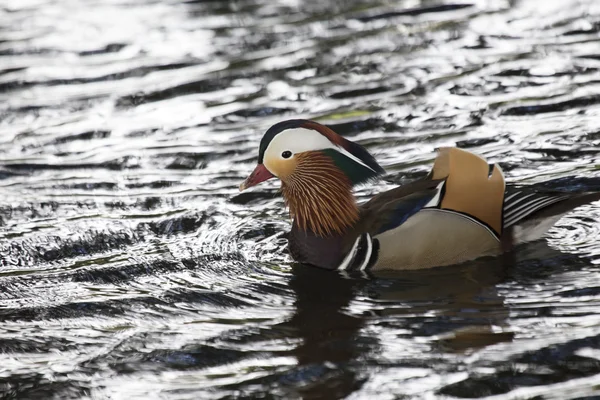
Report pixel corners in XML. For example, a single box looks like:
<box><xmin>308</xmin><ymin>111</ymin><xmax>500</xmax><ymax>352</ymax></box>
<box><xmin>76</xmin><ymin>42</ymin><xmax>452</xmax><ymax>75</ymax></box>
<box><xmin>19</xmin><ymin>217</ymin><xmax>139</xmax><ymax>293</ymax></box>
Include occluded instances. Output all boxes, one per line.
<box><xmin>239</xmin><ymin>164</ymin><xmax>275</xmax><ymax>191</ymax></box>
<box><xmin>282</xmin><ymin>152</ymin><xmax>359</xmax><ymax>236</ymax></box>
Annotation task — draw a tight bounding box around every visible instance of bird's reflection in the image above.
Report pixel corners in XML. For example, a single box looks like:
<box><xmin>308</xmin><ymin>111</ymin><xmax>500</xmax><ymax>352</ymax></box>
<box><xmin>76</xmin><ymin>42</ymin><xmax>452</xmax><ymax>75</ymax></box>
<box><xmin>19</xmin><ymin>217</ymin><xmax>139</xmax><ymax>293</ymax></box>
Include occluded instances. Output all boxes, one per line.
<box><xmin>215</xmin><ymin>241</ymin><xmax>587</xmax><ymax>398</ymax></box>
<box><xmin>280</xmin><ymin>265</ymin><xmax>369</xmax><ymax>399</ymax></box>
<box><xmin>278</xmin><ymin>251</ymin><xmax>523</xmax><ymax>398</ymax></box>
<box><xmin>370</xmin><ymin>256</ymin><xmax>513</xmax><ymax>353</ymax></box>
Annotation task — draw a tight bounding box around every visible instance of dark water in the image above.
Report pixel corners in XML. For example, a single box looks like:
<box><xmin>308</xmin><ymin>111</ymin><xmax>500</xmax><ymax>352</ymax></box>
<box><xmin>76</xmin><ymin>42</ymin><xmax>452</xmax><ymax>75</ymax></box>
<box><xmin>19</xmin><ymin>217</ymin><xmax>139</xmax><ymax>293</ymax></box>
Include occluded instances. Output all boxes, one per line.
<box><xmin>2</xmin><ymin>0</ymin><xmax>600</xmax><ymax>398</ymax></box>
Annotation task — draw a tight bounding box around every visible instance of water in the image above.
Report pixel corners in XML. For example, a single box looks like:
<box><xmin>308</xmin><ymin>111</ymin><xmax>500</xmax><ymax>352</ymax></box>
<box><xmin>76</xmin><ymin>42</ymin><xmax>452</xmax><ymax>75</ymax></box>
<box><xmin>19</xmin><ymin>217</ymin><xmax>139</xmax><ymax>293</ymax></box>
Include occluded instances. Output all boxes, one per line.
<box><xmin>1</xmin><ymin>0</ymin><xmax>600</xmax><ymax>398</ymax></box>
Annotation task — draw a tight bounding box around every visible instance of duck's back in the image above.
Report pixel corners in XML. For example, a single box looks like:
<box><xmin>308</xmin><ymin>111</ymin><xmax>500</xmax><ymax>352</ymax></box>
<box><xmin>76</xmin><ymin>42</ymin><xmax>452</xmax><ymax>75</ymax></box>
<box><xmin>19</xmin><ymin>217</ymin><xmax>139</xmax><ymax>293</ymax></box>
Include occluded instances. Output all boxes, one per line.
<box><xmin>358</xmin><ymin>148</ymin><xmax>505</xmax><ymax>270</ymax></box>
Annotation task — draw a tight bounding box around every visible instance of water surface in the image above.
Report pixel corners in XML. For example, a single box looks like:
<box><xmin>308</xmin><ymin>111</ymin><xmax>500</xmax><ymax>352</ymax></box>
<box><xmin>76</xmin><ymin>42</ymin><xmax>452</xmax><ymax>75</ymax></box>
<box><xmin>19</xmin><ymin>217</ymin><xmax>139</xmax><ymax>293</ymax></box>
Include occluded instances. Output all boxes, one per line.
<box><xmin>2</xmin><ymin>0</ymin><xmax>600</xmax><ymax>398</ymax></box>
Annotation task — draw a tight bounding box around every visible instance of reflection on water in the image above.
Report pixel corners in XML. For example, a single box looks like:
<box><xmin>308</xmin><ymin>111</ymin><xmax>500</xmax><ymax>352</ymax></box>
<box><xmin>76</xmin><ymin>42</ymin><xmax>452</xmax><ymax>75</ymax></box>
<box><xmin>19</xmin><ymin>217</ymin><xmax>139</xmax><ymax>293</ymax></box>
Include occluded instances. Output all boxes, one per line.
<box><xmin>1</xmin><ymin>0</ymin><xmax>600</xmax><ymax>398</ymax></box>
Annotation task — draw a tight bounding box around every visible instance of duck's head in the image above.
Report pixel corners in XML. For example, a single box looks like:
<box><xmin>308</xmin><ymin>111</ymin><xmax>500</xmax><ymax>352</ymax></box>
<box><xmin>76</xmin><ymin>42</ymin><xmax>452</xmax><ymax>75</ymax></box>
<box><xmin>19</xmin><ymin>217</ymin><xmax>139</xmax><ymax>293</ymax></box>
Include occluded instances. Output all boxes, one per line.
<box><xmin>239</xmin><ymin>119</ymin><xmax>385</xmax><ymax>236</ymax></box>
<box><xmin>239</xmin><ymin>119</ymin><xmax>384</xmax><ymax>192</ymax></box>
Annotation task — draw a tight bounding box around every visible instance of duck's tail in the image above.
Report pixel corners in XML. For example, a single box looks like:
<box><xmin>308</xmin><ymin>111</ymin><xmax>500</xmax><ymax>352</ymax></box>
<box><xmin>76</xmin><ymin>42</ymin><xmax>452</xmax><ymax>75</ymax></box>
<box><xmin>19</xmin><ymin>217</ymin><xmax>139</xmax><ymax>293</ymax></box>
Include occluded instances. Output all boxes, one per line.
<box><xmin>503</xmin><ymin>187</ymin><xmax>600</xmax><ymax>244</ymax></box>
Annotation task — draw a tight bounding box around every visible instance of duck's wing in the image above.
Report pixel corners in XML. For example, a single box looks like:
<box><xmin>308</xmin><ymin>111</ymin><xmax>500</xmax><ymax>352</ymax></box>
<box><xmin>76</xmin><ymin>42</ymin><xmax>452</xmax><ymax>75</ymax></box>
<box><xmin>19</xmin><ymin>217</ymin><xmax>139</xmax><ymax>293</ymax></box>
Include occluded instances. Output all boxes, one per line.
<box><xmin>359</xmin><ymin>178</ymin><xmax>443</xmax><ymax>234</ymax></box>
<box><xmin>503</xmin><ymin>186</ymin><xmax>600</xmax><ymax>243</ymax></box>
<box><xmin>361</xmin><ymin>147</ymin><xmax>506</xmax><ymax>237</ymax></box>
<box><xmin>352</xmin><ymin>148</ymin><xmax>506</xmax><ymax>270</ymax></box>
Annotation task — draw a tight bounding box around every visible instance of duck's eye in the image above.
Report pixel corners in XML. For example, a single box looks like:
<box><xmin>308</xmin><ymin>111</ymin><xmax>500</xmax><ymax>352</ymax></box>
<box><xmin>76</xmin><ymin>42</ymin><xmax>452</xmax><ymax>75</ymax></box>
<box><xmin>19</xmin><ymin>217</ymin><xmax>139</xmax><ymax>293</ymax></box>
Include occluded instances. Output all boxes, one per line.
<box><xmin>281</xmin><ymin>151</ymin><xmax>292</xmax><ymax>159</ymax></box>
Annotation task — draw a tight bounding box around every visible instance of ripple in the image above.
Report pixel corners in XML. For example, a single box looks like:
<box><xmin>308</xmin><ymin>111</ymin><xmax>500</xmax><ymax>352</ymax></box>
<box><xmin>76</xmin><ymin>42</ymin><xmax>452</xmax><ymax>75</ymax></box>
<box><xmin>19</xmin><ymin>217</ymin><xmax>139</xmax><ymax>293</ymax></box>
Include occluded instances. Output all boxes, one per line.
<box><xmin>2</xmin><ymin>0</ymin><xmax>600</xmax><ymax>398</ymax></box>
<box><xmin>502</xmin><ymin>94</ymin><xmax>600</xmax><ymax>116</ymax></box>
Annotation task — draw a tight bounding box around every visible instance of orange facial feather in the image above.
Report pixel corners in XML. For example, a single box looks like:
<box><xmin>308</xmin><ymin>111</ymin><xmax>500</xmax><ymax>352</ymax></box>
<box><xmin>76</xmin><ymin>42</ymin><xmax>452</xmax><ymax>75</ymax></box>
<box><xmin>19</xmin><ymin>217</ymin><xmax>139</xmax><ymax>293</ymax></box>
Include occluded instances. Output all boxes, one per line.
<box><xmin>280</xmin><ymin>152</ymin><xmax>359</xmax><ymax>236</ymax></box>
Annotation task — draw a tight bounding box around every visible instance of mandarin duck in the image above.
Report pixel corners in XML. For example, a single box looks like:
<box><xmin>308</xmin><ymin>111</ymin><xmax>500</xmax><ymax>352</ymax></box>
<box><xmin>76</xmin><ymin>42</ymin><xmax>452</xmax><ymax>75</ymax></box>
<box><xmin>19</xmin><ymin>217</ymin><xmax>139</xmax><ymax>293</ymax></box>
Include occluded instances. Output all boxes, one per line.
<box><xmin>239</xmin><ymin>119</ymin><xmax>600</xmax><ymax>271</ymax></box>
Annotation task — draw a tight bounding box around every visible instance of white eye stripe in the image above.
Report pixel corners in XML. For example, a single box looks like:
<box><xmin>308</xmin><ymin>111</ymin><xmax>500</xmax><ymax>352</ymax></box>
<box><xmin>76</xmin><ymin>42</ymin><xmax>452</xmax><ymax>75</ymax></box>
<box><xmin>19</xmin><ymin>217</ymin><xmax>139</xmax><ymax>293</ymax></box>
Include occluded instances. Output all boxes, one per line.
<box><xmin>336</xmin><ymin>145</ymin><xmax>377</xmax><ymax>172</ymax></box>
<box><xmin>263</xmin><ymin>127</ymin><xmax>375</xmax><ymax>172</ymax></box>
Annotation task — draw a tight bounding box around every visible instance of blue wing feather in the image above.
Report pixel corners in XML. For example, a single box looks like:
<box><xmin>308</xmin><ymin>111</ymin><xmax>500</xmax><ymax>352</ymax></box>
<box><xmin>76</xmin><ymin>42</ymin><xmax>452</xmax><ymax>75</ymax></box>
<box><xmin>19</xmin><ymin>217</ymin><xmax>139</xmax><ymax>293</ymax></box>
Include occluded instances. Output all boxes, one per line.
<box><xmin>376</xmin><ymin>191</ymin><xmax>436</xmax><ymax>234</ymax></box>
